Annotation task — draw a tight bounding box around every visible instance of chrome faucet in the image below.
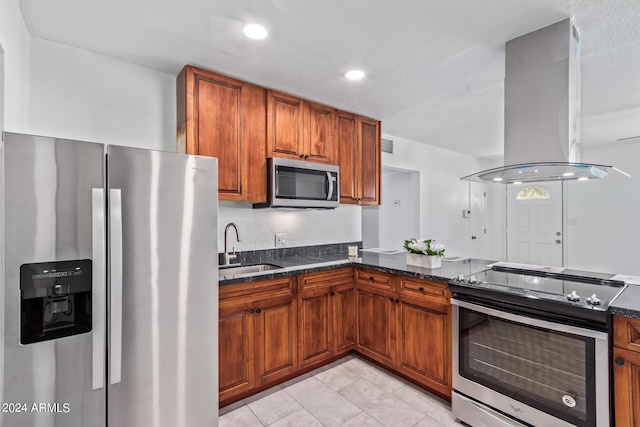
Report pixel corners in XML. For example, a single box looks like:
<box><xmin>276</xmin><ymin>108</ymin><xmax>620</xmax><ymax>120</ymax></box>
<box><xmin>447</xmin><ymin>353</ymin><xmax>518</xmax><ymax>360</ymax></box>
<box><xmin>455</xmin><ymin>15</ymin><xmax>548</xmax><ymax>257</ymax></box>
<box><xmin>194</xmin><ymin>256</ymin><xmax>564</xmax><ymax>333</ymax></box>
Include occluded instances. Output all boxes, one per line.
<box><xmin>222</xmin><ymin>222</ymin><xmax>240</xmax><ymax>266</ymax></box>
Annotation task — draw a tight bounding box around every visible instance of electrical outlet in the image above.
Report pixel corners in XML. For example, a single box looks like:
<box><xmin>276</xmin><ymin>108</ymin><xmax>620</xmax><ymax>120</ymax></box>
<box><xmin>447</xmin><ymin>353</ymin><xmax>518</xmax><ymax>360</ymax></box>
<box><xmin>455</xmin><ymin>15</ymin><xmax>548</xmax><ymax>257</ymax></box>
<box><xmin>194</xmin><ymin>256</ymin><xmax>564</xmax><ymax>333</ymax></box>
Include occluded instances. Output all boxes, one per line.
<box><xmin>275</xmin><ymin>233</ymin><xmax>287</xmax><ymax>247</ymax></box>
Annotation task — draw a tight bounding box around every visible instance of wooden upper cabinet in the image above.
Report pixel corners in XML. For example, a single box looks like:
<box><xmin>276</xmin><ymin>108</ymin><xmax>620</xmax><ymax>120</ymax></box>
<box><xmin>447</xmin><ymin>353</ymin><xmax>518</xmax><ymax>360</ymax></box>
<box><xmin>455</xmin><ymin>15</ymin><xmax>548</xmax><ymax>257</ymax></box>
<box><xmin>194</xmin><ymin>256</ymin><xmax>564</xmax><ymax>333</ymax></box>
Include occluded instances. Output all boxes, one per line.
<box><xmin>267</xmin><ymin>91</ymin><xmax>304</xmax><ymax>158</ymax></box>
<box><xmin>336</xmin><ymin>111</ymin><xmax>381</xmax><ymax>205</ymax></box>
<box><xmin>176</xmin><ymin>65</ymin><xmax>266</xmax><ymax>202</ymax></box>
<box><xmin>304</xmin><ymin>101</ymin><xmax>334</xmax><ymax>163</ymax></box>
<box><xmin>267</xmin><ymin>90</ymin><xmax>335</xmax><ymax>163</ymax></box>
<box><xmin>358</xmin><ymin>117</ymin><xmax>381</xmax><ymax>204</ymax></box>
<box><xmin>336</xmin><ymin>111</ymin><xmax>358</xmax><ymax>201</ymax></box>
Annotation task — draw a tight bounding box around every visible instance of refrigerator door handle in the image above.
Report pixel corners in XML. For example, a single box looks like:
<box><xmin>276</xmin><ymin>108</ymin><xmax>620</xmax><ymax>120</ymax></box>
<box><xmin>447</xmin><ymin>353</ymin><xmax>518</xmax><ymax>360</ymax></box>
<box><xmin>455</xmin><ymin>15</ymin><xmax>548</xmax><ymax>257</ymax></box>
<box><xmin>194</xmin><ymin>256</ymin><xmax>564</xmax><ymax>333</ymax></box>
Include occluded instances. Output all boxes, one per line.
<box><xmin>109</xmin><ymin>188</ymin><xmax>123</xmax><ymax>385</ymax></box>
<box><xmin>92</xmin><ymin>188</ymin><xmax>106</xmax><ymax>390</ymax></box>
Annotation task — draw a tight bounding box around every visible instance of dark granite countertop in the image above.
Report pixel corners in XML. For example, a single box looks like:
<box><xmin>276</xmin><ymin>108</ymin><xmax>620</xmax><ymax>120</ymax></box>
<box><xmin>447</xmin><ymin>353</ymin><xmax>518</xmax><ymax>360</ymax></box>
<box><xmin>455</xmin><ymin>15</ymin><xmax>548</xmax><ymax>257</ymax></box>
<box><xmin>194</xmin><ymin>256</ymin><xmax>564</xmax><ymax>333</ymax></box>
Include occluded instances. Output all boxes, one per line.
<box><xmin>219</xmin><ymin>246</ymin><xmax>640</xmax><ymax>319</ymax></box>
<box><xmin>219</xmin><ymin>251</ymin><xmax>492</xmax><ymax>286</ymax></box>
<box><xmin>610</xmin><ymin>284</ymin><xmax>640</xmax><ymax>319</ymax></box>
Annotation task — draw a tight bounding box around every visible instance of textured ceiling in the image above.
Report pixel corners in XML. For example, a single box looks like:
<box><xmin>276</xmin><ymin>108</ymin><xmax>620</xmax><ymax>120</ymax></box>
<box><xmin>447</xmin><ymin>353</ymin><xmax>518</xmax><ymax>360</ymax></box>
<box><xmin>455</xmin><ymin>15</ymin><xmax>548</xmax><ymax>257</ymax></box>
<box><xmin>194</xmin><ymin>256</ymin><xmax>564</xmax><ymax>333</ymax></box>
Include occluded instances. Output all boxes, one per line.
<box><xmin>18</xmin><ymin>0</ymin><xmax>640</xmax><ymax>158</ymax></box>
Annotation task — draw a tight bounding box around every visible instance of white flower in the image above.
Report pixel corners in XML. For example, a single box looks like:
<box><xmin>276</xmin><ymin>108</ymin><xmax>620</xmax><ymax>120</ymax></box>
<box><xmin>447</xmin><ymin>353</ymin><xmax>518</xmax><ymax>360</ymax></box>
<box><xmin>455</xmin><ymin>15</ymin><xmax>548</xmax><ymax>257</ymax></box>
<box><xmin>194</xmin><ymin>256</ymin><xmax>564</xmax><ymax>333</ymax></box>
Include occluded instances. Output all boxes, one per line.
<box><xmin>408</xmin><ymin>241</ymin><xmax>427</xmax><ymax>253</ymax></box>
<box><xmin>431</xmin><ymin>242</ymin><xmax>445</xmax><ymax>252</ymax></box>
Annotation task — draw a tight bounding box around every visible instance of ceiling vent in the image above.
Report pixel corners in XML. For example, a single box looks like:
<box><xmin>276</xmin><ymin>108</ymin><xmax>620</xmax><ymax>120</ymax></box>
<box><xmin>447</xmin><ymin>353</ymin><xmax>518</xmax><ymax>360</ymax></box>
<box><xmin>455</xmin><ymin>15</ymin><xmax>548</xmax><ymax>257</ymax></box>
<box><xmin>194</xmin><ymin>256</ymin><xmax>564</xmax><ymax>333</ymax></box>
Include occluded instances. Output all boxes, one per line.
<box><xmin>381</xmin><ymin>138</ymin><xmax>394</xmax><ymax>154</ymax></box>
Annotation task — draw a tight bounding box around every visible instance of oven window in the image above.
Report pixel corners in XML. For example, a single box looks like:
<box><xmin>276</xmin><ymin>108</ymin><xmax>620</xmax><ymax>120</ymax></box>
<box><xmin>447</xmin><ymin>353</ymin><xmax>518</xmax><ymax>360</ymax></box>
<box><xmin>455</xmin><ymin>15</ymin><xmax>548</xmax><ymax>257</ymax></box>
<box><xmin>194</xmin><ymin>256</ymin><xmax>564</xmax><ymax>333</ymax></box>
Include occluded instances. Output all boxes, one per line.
<box><xmin>276</xmin><ymin>166</ymin><xmax>328</xmax><ymax>200</ymax></box>
<box><xmin>459</xmin><ymin>307</ymin><xmax>596</xmax><ymax>426</ymax></box>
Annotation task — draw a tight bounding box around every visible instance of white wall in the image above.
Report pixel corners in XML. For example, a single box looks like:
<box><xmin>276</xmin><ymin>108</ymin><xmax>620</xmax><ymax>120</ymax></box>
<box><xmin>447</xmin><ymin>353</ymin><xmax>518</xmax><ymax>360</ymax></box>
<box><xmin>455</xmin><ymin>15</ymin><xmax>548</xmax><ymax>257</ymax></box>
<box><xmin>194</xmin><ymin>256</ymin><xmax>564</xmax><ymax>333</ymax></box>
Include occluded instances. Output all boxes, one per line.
<box><xmin>381</xmin><ymin>134</ymin><xmax>487</xmax><ymax>258</ymax></box>
<box><xmin>565</xmin><ymin>140</ymin><xmax>640</xmax><ymax>275</ymax></box>
<box><xmin>379</xmin><ymin>168</ymin><xmax>420</xmax><ymax>249</ymax></box>
<box><xmin>0</xmin><ymin>0</ymin><xmax>30</xmax><ymax>131</ymax></box>
<box><xmin>28</xmin><ymin>38</ymin><xmax>175</xmax><ymax>150</ymax></box>
<box><xmin>218</xmin><ymin>202</ymin><xmax>361</xmax><ymax>252</ymax></box>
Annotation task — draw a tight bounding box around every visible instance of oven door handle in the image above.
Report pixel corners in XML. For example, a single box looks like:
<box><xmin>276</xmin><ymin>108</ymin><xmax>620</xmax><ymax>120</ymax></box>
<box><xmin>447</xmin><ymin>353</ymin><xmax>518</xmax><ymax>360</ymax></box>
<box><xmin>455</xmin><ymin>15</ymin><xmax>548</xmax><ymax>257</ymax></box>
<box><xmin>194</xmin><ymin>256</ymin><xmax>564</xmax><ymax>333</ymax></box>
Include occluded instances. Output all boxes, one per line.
<box><xmin>451</xmin><ymin>298</ymin><xmax>607</xmax><ymax>340</ymax></box>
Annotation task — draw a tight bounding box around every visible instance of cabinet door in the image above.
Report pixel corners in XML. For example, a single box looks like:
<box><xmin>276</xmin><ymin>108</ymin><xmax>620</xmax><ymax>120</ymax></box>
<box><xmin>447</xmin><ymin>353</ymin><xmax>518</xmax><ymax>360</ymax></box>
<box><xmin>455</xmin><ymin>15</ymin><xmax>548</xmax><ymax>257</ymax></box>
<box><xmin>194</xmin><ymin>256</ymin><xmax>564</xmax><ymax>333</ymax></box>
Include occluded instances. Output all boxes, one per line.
<box><xmin>304</xmin><ymin>101</ymin><xmax>334</xmax><ymax>163</ymax></box>
<box><xmin>298</xmin><ymin>286</ymin><xmax>333</xmax><ymax>368</ymax></box>
<box><xmin>267</xmin><ymin>91</ymin><xmax>304</xmax><ymax>159</ymax></box>
<box><xmin>334</xmin><ymin>283</ymin><xmax>356</xmax><ymax>354</ymax></box>
<box><xmin>254</xmin><ymin>294</ymin><xmax>298</xmax><ymax>385</ymax></box>
<box><xmin>396</xmin><ymin>296</ymin><xmax>451</xmax><ymax>398</ymax></box>
<box><xmin>219</xmin><ymin>298</ymin><xmax>255</xmax><ymax>403</ymax></box>
<box><xmin>614</xmin><ymin>347</ymin><xmax>640</xmax><ymax>427</ymax></box>
<box><xmin>356</xmin><ymin>286</ymin><xmax>395</xmax><ymax>367</ymax></box>
<box><xmin>177</xmin><ymin>66</ymin><xmax>266</xmax><ymax>202</ymax></box>
<box><xmin>358</xmin><ymin>116</ymin><xmax>381</xmax><ymax>204</ymax></box>
<box><xmin>336</xmin><ymin>111</ymin><xmax>358</xmax><ymax>203</ymax></box>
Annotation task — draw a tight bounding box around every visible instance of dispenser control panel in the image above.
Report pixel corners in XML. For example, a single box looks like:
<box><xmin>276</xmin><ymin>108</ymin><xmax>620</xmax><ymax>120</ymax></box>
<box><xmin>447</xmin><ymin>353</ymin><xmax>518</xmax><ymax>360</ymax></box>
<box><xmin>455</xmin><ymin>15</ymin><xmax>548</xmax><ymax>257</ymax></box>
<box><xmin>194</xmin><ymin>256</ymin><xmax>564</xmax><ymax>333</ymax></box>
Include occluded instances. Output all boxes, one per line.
<box><xmin>20</xmin><ymin>259</ymin><xmax>92</xmax><ymax>344</ymax></box>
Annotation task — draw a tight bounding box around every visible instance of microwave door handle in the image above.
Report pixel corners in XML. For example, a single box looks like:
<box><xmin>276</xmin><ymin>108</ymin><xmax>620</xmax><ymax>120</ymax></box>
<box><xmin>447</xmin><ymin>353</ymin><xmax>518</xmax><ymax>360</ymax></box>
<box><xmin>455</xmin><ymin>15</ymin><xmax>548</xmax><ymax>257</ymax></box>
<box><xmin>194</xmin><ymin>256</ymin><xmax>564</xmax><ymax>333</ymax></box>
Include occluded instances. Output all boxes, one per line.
<box><xmin>326</xmin><ymin>171</ymin><xmax>334</xmax><ymax>200</ymax></box>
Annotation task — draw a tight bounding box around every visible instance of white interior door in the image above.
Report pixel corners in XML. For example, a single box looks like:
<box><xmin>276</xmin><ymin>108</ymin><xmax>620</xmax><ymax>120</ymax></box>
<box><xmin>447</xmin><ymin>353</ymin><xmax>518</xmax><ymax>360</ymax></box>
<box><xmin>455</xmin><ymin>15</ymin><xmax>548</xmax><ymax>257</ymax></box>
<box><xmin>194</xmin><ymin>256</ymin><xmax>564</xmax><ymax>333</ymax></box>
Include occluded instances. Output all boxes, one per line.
<box><xmin>507</xmin><ymin>181</ymin><xmax>563</xmax><ymax>266</ymax></box>
<box><xmin>469</xmin><ymin>182</ymin><xmax>487</xmax><ymax>259</ymax></box>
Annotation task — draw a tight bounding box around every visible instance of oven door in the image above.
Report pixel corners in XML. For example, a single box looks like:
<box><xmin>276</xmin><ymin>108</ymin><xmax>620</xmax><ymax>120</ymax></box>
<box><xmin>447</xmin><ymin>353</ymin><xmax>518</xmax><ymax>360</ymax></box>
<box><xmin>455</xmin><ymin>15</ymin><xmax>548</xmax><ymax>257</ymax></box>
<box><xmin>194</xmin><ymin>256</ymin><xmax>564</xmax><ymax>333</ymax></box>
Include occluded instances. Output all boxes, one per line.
<box><xmin>452</xmin><ymin>299</ymin><xmax>609</xmax><ymax>427</ymax></box>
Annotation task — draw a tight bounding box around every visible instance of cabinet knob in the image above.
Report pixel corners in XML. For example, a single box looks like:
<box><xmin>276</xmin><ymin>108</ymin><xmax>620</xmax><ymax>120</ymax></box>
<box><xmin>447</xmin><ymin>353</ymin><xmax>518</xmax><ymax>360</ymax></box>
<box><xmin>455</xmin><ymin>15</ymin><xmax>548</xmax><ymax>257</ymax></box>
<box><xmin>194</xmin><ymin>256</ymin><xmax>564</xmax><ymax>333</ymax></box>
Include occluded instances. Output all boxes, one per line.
<box><xmin>615</xmin><ymin>357</ymin><xmax>625</xmax><ymax>366</ymax></box>
<box><xmin>369</xmin><ymin>276</ymin><xmax>375</xmax><ymax>281</ymax></box>
<box><xmin>255</xmin><ymin>308</ymin><xmax>262</xmax><ymax>313</ymax></box>
<box><xmin>299</xmin><ymin>154</ymin><xmax>305</xmax><ymax>158</ymax></box>
<box><xmin>330</xmin><ymin>291</ymin><xmax>335</xmax><ymax>296</ymax></box>
<box><xmin>389</xmin><ymin>297</ymin><xmax>394</xmax><ymax>302</ymax></box>
<box><xmin>395</xmin><ymin>298</ymin><xmax>400</xmax><ymax>304</ymax></box>
<box><xmin>304</xmin><ymin>154</ymin><xmax>309</xmax><ymax>159</ymax></box>
<box><xmin>418</xmin><ymin>287</ymin><xmax>424</xmax><ymax>292</ymax></box>
<box><xmin>249</xmin><ymin>309</ymin><xmax>255</xmax><ymax>314</ymax></box>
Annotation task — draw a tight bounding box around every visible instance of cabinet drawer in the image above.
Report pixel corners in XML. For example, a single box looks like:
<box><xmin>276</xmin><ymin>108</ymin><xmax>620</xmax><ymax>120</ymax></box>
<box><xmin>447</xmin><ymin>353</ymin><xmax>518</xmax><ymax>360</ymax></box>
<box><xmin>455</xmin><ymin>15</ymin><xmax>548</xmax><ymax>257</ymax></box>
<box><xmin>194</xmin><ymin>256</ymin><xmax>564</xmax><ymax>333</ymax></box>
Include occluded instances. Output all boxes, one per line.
<box><xmin>299</xmin><ymin>267</ymin><xmax>353</xmax><ymax>291</ymax></box>
<box><xmin>355</xmin><ymin>268</ymin><xmax>394</xmax><ymax>292</ymax></box>
<box><xmin>614</xmin><ymin>315</ymin><xmax>640</xmax><ymax>351</ymax></box>
<box><xmin>398</xmin><ymin>278</ymin><xmax>449</xmax><ymax>303</ymax></box>
<box><xmin>219</xmin><ymin>276</ymin><xmax>295</xmax><ymax>301</ymax></box>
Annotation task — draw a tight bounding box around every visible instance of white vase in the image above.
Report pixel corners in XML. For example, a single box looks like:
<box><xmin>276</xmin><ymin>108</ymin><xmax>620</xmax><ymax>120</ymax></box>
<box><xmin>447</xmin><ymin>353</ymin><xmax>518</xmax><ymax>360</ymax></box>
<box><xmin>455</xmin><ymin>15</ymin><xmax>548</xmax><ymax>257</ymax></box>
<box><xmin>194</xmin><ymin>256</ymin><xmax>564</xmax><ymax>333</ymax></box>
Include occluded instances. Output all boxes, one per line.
<box><xmin>406</xmin><ymin>253</ymin><xmax>423</xmax><ymax>267</ymax></box>
<box><xmin>406</xmin><ymin>254</ymin><xmax>441</xmax><ymax>268</ymax></box>
<box><xmin>422</xmin><ymin>255</ymin><xmax>441</xmax><ymax>268</ymax></box>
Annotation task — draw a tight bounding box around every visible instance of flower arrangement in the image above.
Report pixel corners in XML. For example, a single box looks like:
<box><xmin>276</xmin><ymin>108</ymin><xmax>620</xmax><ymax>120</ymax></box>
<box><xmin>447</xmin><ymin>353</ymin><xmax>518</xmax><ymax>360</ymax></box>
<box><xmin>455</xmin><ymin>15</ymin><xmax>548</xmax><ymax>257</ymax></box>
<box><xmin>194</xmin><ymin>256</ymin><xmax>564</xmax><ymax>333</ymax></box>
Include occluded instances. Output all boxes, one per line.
<box><xmin>403</xmin><ymin>238</ymin><xmax>446</xmax><ymax>257</ymax></box>
<box><xmin>403</xmin><ymin>238</ymin><xmax>445</xmax><ymax>268</ymax></box>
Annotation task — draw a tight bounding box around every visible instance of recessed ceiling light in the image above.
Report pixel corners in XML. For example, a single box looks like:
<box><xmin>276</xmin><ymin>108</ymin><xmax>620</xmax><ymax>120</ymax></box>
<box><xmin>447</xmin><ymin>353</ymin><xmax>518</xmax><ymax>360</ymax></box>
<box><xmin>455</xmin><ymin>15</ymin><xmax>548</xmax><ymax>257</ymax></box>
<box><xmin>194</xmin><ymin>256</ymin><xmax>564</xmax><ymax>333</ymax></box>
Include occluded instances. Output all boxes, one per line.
<box><xmin>562</xmin><ymin>172</ymin><xmax>575</xmax><ymax>177</ymax></box>
<box><xmin>578</xmin><ymin>177</ymin><xmax>589</xmax><ymax>181</ymax></box>
<box><xmin>243</xmin><ymin>23</ymin><xmax>268</xmax><ymax>40</ymax></box>
<box><xmin>512</xmin><ymin>181</ymin><xmax>523</xmax><ymax>185</ymax></box>
<box><xmin>345</xmin><ymin>70</ymin><xmax>365</xmax><ymax>80</ymax></box>
<box><xmin>492</xmin><ymin>177</ymin><xmax>503</xmax><ymax>182</ymax></box>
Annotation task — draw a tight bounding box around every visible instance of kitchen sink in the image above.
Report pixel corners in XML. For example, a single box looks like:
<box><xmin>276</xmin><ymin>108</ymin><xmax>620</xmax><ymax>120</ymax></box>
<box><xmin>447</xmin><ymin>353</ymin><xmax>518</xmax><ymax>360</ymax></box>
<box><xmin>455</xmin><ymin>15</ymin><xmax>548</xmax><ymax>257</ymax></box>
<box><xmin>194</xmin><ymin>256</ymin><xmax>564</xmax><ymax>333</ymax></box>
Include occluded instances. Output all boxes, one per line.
<box><xmin>219</xmin><ymin>263</ymin><xmax>283</xmax><ymax>278</ymax></box>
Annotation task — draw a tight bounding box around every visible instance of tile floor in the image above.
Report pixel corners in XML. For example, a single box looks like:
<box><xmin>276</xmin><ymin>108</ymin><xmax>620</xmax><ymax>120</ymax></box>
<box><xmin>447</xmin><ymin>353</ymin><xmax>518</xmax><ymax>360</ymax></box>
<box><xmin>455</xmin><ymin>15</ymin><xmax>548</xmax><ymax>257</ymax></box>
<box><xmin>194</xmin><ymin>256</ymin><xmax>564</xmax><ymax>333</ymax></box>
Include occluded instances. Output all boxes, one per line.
<box><xmin>219</xmin><ymin>355</ymin><xmax>463</xmax><ymax>427</ymax></box>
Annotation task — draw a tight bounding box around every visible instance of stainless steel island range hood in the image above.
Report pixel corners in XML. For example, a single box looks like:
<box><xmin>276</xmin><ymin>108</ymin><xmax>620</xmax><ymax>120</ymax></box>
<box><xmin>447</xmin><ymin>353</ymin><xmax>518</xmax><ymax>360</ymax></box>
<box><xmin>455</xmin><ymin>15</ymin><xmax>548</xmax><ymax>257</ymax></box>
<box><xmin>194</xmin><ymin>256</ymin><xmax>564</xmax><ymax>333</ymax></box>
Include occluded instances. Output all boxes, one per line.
<box><xmin>463</xmin><ymin>18</ymin><xmax>628</xmax><ymax>184</ymax></box>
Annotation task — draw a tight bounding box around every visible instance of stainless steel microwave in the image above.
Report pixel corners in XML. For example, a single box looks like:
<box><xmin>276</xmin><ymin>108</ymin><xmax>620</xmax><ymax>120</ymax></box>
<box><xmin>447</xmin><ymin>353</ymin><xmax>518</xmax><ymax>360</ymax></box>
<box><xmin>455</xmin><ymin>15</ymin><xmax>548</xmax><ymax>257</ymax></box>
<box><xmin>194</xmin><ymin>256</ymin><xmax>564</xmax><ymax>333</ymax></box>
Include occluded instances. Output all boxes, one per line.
<box><xmin>254</xmin><ymin>157</ymin><xmax>339</xmax><ymax>208</ymax></box>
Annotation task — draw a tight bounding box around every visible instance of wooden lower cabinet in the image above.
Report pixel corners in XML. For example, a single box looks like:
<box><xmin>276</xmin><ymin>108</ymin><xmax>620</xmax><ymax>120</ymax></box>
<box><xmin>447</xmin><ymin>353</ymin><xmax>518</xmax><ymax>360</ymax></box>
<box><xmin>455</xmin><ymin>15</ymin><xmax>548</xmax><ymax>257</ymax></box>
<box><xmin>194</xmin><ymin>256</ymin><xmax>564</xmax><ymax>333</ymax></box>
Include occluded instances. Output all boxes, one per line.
<box><xmin>218</xmin><ymin>297</ymin><xmax>255</xmax><ymax>402</ymax></box>
<box><xmin>334</xmin><ymin>283</ymin><xmax>356</xmax><ymax>352</ymax></box>
<box><xmin>356</xmin><ymin>285</ymin><xmax>396</xmax><ymax>367</ymax></box>
<box><xmin>254</xmin><ymin>293</ymin><xmax>298</xmax><ymax>385</ymax></box>
<box><xmin>396</xmin><ymin>296</ymin><xmax>451</xmax><ymax>397</ymax></box>
<box><xmin>298</xmin><ymin>269</ymin><xmax>356</xmax><ymax>368</ymax></box>
<box><xmin>298</xmin><ymin>285</ymin><xmax>333</xmax><ymax>367</ymax></box>
<box><xmin>218</xmin><ymin>277</ymin><xmax>297</xmax><ymax>404</ymax></box>
<box><xmin>613</xmin><ymin>315</ymin><xmax>640</xmax><ymax>427</ymax></box>
<box><xmin>219</xmin><ymin>270</ymin><xmax>452</xmax><ymax>406</ymax></box>
<box><xmin>614</xmin><ymin>346</ymin><xmax>640</xmax><ymax>427</ymax></box>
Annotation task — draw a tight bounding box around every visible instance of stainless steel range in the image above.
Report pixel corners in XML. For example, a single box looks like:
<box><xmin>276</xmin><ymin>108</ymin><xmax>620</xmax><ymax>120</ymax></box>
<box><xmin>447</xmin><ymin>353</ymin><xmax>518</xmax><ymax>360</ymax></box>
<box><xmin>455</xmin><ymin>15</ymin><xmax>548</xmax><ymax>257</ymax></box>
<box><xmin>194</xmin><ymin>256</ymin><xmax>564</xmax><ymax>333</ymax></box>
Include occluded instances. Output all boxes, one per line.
<box><xmin>449</xmin><ymin>264</ymin><xmax>626</xmax><ymax>427</ymax></box>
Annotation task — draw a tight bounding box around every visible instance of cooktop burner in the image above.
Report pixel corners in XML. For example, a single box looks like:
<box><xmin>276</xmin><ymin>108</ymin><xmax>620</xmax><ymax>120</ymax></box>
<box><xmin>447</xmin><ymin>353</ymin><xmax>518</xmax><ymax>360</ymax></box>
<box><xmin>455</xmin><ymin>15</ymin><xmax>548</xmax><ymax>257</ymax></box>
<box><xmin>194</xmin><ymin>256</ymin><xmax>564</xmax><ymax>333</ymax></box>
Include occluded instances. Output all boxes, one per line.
<box><xmin>449</xmin><ymin>265</ymin><xmax>627</xmax><ymax>328</ymax></box>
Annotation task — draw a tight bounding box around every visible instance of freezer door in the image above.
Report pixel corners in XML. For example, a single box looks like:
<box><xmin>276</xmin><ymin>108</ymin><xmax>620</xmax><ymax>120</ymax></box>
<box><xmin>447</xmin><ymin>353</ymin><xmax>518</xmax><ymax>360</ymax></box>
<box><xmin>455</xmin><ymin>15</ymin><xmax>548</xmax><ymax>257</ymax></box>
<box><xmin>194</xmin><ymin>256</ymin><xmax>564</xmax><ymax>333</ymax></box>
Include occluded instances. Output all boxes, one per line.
<box><xmin>1</xmin><ymin>132</ymin><xmax>106</xmax><ymax>427</ymax></box>
<box><xmin>107</xmin><ymin>146</ymin><xmax>218</xmax><ymax>427</ymax></box>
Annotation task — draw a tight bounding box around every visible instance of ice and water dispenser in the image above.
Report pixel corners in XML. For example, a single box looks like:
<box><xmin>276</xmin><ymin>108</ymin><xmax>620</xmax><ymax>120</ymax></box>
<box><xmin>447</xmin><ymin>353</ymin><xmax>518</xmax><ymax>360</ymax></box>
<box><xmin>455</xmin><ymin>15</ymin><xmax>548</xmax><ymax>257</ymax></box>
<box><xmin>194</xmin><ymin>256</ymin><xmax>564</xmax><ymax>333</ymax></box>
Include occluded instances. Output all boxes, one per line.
<box><xmin>20</xmin><ymin>259</ymin><xmax>92</xmax><ymax>344</ymax></box>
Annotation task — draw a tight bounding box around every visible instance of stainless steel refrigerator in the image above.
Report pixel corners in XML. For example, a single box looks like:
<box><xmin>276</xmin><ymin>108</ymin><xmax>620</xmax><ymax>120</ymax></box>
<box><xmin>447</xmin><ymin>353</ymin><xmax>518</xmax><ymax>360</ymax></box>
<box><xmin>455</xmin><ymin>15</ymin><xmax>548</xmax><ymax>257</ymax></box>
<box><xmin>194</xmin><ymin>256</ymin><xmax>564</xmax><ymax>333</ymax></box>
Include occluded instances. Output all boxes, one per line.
<box><xmin>0</xmin><ymin>132</ymin><xmax>218</xmax><ymax>426</ymax></box>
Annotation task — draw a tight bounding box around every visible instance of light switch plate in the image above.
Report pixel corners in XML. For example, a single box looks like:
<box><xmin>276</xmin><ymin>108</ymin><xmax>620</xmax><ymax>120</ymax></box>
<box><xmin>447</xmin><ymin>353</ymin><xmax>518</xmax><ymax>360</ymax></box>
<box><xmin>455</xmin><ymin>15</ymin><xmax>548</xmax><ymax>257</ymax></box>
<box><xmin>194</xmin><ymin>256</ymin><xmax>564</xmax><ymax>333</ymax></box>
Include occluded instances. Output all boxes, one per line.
<box><xmin>275</xmin><ymin>233</ymin><xmax>287</xmax><ymax>247</ymax></box>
